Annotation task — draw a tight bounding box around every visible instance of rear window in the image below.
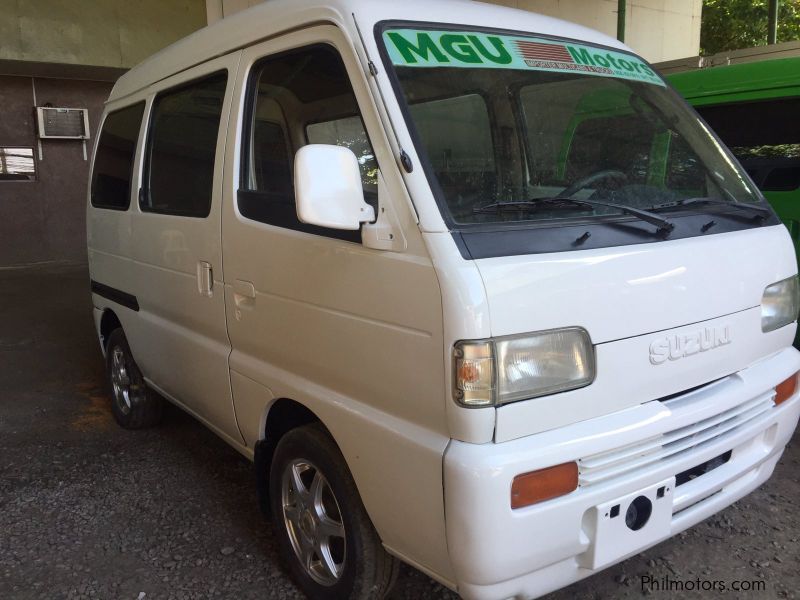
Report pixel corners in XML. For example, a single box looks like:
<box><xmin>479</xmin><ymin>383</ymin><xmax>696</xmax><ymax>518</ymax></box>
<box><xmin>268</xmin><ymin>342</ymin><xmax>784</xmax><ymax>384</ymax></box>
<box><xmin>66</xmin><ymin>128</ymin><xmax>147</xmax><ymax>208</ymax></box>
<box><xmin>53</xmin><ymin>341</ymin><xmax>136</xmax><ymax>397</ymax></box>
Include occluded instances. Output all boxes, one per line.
<box><xmin>91</xmin><ymin>103</ymin><xmax>144</xmax><ymax>210</ymax></box>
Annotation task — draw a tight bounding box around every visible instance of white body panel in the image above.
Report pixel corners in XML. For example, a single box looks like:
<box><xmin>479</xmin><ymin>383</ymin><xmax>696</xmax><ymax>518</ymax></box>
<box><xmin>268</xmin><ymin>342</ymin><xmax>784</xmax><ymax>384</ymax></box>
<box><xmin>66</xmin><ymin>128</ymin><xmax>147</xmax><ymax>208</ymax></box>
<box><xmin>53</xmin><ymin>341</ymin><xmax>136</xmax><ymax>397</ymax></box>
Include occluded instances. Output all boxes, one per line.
<box><xmin>218</xmin><ymin>25</ymin><xmax>452</xmax><ymax>579</ymax></box>
<box><xmin>128</xmin><ymin>54</ymin><xmax>243</xmax><ymax>446</ymax></box>
<box><xmin>85</xmin><ymin>1</ymin><xmax>800</xmax><ymax>598</ymax></box>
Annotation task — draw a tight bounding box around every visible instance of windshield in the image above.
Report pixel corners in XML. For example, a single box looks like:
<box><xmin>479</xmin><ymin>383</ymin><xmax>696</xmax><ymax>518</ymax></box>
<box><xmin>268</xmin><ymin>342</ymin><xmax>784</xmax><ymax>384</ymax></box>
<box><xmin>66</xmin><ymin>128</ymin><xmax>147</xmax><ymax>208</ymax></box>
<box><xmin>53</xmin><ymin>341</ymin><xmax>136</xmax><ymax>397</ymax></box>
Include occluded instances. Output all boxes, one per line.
<box><xmin>381</xmin><ymin>27</ymin><xmax>767</xmax><ymax>229</ymax></box>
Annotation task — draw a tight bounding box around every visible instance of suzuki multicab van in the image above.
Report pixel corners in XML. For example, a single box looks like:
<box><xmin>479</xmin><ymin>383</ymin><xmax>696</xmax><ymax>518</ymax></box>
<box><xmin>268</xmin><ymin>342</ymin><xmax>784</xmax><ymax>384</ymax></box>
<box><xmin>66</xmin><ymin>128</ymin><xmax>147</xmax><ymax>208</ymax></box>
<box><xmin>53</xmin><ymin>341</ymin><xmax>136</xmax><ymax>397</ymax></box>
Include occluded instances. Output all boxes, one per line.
<box><xmin>87</xmin><ymin>1</ymin><xmax>800</xmax><ymax>598</ymax></box>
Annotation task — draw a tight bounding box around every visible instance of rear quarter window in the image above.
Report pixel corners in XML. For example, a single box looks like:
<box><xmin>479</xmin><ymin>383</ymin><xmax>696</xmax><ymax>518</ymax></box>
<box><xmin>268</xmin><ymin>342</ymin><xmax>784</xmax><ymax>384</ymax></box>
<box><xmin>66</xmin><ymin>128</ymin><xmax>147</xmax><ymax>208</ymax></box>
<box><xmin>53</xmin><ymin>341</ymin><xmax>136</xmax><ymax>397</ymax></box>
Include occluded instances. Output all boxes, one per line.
<box><xmin>91</xmin><ymin>103</ymin><xmax>145</xmax><ymax>210</ymax></box>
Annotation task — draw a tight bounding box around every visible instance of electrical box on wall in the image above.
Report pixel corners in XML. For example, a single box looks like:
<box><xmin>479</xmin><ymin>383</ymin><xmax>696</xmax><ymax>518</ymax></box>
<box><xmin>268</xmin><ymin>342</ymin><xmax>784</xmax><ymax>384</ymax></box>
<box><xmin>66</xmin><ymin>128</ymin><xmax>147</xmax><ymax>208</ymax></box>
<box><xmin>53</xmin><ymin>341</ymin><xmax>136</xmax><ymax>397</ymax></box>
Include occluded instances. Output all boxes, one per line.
<box><xmin>36</xmin><ymin>107</ymin><xmax>90</xmax><ymax>140</ymax></box>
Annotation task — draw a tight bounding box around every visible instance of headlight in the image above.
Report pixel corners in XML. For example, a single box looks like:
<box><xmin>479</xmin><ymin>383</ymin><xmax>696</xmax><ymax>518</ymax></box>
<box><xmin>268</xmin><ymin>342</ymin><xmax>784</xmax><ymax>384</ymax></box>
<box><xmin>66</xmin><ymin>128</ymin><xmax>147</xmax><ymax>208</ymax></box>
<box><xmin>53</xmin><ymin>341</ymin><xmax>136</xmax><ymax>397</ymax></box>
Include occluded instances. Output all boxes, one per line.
<box><xmin>761</xmin><ymin>276</ymin><xmax>800</xmax><ymax>333</ymax></box>
<box><xmin>454</xmin><ymin>328</ymin><xmax>595</xmax><ymax>407</ymax></box>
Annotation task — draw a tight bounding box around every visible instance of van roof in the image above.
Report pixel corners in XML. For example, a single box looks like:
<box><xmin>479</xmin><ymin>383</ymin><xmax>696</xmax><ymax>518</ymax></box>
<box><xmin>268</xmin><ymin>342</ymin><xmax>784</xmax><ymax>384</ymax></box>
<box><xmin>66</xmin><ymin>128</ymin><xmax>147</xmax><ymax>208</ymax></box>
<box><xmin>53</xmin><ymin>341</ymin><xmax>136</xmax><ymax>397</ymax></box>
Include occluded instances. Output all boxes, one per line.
<box><xmin>668</xmin><ymin>56</ymin><xmax>800</xmax><ymax>106</ymax></box>
<box><xmin>110</xmin><ymin>0</ymin><xmax>628</xmax><ymax>103</ymax></box>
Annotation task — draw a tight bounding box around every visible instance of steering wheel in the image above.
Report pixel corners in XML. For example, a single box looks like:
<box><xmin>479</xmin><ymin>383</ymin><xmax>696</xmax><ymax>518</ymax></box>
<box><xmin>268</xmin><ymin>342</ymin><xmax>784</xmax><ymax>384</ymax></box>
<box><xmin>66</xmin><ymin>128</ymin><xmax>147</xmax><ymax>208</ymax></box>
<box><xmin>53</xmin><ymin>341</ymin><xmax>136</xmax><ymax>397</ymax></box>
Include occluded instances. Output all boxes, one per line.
<box><xmin>559</xmin><ymin>170</ymin><xmax>628</xmax><ymax>199</ymax></box>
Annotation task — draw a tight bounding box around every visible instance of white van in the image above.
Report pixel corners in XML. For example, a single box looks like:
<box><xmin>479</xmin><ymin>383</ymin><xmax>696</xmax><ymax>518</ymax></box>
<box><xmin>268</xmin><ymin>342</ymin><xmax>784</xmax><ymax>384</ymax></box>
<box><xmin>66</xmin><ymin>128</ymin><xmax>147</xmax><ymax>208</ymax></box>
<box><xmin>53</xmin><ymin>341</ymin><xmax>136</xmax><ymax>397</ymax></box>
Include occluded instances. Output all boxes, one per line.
<box><xmin>87</xmin><ymin>1</ymin><xmax>800</xmax><ymax>598</ymax></box>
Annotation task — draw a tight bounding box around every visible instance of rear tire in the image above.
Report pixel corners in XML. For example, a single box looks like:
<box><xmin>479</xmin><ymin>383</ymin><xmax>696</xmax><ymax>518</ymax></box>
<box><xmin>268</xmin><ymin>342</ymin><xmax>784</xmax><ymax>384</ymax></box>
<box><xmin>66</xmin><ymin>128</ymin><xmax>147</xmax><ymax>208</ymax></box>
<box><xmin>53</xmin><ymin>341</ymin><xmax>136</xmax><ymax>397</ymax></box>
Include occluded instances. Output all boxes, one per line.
<box><xmin>105</xmin><ymin>328</ymin><xmax>163</xmax><ymax>429</ymax></box>
<box><xmin>269</xmin><ymin>423</ymin><xmax>399</xmax><ymax>599</ymax></box>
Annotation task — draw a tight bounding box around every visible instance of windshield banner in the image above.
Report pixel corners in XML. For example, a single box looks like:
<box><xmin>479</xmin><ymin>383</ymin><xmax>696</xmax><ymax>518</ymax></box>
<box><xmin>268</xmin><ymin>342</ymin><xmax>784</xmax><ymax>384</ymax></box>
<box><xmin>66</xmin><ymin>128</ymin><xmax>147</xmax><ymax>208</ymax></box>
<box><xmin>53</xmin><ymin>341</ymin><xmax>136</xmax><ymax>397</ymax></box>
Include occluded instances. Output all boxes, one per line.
<box><xmin>383</xmin><ymin>29</ymin><xmax>665</xmax><ymax>86</ymax></box>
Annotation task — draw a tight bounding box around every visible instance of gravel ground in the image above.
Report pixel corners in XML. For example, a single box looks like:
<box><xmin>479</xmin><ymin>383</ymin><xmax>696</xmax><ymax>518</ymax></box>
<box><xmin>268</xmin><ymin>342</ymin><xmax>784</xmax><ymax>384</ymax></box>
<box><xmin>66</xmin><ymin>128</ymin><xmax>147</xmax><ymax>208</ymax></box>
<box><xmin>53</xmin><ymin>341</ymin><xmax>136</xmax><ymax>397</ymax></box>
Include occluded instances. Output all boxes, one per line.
<box><xmin>1</xmin><ymin>263</ymin><xmax>798</xmax><ymax>600</ymax></box>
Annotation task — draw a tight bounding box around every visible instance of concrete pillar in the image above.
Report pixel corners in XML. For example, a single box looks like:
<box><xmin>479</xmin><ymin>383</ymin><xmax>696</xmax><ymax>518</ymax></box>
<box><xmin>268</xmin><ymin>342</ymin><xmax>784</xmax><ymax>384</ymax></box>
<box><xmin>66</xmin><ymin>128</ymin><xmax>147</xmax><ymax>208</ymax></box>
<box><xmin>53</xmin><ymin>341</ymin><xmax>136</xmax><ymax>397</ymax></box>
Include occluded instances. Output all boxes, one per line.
<box><xmin>768</xmin><ymin>0</ymin><xmax>780</xmax><ymax>44</ymax></box>
<box><xmin>617</xmin><ymin>0</ymin><xmax>626</xmax><ymax>42</ymax></box>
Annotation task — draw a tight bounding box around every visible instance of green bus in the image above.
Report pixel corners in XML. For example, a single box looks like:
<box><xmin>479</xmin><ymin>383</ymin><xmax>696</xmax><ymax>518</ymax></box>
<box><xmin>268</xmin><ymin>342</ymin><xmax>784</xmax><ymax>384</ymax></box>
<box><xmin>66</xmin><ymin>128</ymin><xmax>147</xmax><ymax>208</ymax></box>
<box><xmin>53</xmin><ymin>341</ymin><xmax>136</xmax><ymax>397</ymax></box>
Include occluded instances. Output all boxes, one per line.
<box><xmin>666</xmin><ymin>53</ymin><xmax>800</xmax><ymax>256</ymax></box>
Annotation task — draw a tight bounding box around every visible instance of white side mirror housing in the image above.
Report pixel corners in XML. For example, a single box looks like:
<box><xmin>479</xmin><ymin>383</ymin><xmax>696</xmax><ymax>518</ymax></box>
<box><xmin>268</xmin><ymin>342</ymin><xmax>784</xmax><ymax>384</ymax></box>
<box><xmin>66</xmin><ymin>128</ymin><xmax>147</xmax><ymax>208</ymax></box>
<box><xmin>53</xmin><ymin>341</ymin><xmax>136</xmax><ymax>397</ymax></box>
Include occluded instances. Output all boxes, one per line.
<box><xmin>295</xmin><ymin>145</ymin><xmax>375</xmax><ymax>230</ymax></box>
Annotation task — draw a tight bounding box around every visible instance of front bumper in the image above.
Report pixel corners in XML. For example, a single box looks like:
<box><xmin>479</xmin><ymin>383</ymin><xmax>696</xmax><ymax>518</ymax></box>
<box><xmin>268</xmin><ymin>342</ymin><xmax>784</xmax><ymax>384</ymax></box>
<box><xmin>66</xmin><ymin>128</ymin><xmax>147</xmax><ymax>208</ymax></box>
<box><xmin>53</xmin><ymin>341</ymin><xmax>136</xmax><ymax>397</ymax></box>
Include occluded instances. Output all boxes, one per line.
<box><xmin>443</xmin><ymin>347</ymin><xmax>800</xmax><ymax>600</ymax></box>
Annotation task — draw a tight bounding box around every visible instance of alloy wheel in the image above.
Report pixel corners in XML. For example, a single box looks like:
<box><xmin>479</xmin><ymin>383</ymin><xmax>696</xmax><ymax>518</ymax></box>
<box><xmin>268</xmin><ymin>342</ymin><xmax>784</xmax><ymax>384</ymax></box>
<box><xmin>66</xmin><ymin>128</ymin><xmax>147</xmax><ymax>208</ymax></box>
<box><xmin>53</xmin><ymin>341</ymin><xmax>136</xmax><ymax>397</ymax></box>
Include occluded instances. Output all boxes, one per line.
<box><xmin>281</xmin><ymin>459</ymin><xmax>346</xmax><ymax>586</ymax></box>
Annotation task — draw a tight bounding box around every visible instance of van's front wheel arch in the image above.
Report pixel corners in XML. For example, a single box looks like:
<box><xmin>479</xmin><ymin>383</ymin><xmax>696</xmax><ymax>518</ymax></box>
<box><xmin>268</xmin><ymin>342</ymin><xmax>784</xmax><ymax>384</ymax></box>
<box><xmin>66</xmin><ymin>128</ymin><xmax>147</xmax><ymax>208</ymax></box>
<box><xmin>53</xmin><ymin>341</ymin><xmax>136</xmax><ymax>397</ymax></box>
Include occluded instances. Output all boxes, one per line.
<box><xmin>269</xmin><ymin>422</ymin><xmax>399</xmax><ymax>599</ymax></box>
<box><xmin>105</xmin><ymin>328</ymin><xmax>163</xmax><ymax>429</ymax></box>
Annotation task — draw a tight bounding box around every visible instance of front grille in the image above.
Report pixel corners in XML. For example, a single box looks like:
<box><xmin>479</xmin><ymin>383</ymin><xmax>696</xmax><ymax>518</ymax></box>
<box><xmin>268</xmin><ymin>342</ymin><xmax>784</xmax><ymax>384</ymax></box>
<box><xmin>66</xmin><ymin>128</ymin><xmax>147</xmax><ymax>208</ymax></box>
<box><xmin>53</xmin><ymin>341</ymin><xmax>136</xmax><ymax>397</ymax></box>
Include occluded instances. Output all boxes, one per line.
<box><xmin>578</xmin><ymin>390</ymin><xmax>775</xmax><ymax>486</ymax></box>
<box><xmin>675</xmin><ymin>450</ymin><xmax>732</xmax><ymax>486</ymax></box>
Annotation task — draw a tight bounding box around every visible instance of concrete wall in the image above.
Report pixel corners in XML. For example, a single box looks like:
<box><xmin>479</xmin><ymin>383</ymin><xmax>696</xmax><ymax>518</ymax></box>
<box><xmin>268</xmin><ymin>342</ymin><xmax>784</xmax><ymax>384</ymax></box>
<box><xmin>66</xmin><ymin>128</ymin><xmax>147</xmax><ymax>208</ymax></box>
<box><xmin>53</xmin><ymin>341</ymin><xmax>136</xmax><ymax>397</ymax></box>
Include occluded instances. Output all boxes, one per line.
<box><xmin>489</xmin><ymin>0</ymin><xmax>701</xmax><ymax>62</ymax></box>
<box><xmin>205</xmin><ymin>0</ymin><xmax>259</xmax><ymax>24</ymax></box>
<box><xmin>0</xmin><ymin>76</ymin><xmax>111</xmax><ymax>266</ymax></box>
<box><xmin>0</xmin><ymin>0</ymin><xmax>207</xmax><ymax>69</ymax></box>
<box><xmin>0</xmin><ymin>1</ymin><xmax>208</xmax><ymax>267</ymax></box>
<box><xmin>207</xmin><ymin>0</ymin><xmax>701</xmax><ymax>63</ymax></box>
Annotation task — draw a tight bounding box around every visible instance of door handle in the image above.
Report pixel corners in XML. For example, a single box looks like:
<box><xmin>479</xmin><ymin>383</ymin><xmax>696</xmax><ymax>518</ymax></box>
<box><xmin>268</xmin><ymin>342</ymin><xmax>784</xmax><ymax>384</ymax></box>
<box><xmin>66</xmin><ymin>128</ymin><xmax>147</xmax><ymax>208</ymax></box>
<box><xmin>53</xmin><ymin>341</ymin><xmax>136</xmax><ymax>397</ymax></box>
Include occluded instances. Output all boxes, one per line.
<box><xmin>197</xmin><ymin>261</ymin><xmax>213</xmax><ymax>297</ymax></box>
<box><xmin>234</xmin><ymin>279</ymin><xmax>256</xmax><ymax>300</ymax></box>
<box><xmin>233</xmin><ymin>280</ymin><xmax>256</xmax><ymax>321</ymax></box>
<box><xmin>233</xmin><ymin>279</ymin><xmax>256</xmax><ymax>321</ymax></box>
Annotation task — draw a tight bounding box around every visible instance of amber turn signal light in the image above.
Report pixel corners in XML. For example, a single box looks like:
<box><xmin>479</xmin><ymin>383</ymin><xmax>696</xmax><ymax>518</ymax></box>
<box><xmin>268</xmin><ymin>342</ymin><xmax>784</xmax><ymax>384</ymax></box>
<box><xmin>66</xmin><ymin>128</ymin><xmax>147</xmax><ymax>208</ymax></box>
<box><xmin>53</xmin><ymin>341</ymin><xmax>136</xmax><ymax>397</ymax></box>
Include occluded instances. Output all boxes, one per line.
<box><xmin>511</xmin><ymin>462</ymin><xmax>579</xmax><ymax>509</ymax></box>
<box><xmin>775</xmin><ymin>372</ymin><xmax>798</xmax><ymax>405</ymax></box>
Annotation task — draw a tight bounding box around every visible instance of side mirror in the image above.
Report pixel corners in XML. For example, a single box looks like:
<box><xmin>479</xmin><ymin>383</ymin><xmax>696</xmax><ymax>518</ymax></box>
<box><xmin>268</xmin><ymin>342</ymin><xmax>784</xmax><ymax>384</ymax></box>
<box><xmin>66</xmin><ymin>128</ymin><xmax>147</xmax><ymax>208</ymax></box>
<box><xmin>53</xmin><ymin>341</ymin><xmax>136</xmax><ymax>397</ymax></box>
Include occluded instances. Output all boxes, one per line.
<box><xmin>295</xmin><ymin>145</ymin><xmax>375</xmax><ymax>230</ymax></box>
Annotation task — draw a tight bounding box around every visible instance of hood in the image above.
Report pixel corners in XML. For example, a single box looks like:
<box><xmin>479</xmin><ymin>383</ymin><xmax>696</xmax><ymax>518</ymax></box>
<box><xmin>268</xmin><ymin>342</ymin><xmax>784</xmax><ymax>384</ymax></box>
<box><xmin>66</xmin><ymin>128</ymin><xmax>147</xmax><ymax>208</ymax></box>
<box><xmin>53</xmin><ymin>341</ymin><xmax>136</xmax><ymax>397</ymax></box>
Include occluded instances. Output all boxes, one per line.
<box><xmin>476</xmin><ymin>226</ymin><xmax>795</xmax><ymax>344</ymax></box>
<box><xmin>473</xmin><ymin>225</ymin><xmax>798</xmax><ymax>441</ymax></box>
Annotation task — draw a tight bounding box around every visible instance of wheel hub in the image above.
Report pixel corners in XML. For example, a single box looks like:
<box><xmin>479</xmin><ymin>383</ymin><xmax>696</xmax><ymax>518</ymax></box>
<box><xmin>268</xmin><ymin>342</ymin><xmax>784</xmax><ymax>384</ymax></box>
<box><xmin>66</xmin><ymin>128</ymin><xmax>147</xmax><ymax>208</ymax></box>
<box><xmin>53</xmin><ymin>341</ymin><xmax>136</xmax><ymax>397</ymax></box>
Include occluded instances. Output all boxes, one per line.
<box><xmin>110</xmin><ymin>346</ymin><xmax>132</xmax><ymax>415</ymax></box>
<box><xmin>300</xmin><ymin>509</ymin><xmax>316</xmax><ymax>538</ymax></box>
<box><xmin>281</xmin><ymin>459</ymin><xmax>346</xmax><ymax>587</ymax></box>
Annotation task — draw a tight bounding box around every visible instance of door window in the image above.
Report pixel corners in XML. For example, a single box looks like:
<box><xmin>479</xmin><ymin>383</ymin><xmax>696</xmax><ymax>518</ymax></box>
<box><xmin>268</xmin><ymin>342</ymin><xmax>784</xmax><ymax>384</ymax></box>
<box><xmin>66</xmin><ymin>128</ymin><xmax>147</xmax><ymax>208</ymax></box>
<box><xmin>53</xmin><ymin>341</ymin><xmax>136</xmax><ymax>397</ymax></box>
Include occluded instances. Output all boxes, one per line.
<box><xmin>240</xmin><ymin>44</ymin><xmax>376</xmax><ymax>242</ymax></box>
<box><xmin>306</xmin><ymin>115</ymin><xmax>377</xmax><ymax>190</ymax></box>
<box><xmin>142</xmin><ymin>73</ymin><xmax>227</xmax><ymax>217</ymax></box>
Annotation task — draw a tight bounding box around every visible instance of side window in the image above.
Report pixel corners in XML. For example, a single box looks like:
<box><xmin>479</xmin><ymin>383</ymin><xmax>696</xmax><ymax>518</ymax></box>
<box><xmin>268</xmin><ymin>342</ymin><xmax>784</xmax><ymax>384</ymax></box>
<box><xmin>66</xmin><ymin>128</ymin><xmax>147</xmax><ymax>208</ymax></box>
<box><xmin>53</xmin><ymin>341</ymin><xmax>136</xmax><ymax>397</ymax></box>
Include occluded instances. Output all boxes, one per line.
<box><xmin>90</xmin><ymin>103</ymin><xmax>144</xmax><ymax>209</ymax></box>
<box><xmin>697</xmin><ymin>98</ymin><xmax>800</xmax><ymax>193</ymax></box>
<box><xmin>306</xmin><ymin>115</ymin><xmax>378</xmax><ymax>196</ymax></box>
<box><xmin>239</xmin><ymin>44</ymin><xmax>375</xmax><ymax>242</ymax></box>
<box><xmin>762</xmin><ymin>166</ymin><xmax>800</xmax><ymax>192</ymax></box>
<box><xmin>142</xmin><ymin>73</ymin><xmax>227</xmax><ymax>217</ymax></box>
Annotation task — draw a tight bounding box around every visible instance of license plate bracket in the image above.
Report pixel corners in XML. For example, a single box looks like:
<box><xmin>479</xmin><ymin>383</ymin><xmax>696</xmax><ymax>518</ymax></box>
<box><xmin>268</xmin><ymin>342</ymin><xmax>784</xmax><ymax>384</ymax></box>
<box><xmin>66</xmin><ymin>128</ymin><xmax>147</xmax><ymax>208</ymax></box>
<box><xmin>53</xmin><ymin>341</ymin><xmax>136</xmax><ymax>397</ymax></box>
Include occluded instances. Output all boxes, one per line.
<box><xmin>580</xmin><ymin>476</ymin><xmax>675</xmax><ymax>570</ymax></box>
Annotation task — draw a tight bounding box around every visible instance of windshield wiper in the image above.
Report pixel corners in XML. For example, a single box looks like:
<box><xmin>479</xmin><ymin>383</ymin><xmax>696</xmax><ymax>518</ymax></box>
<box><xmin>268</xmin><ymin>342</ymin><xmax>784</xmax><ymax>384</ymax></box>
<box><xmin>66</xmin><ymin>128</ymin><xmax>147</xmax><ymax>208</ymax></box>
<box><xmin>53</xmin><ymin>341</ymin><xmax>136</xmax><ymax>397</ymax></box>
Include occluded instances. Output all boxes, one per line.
<box><xmin>573</xmin><ymin>198</ymin><xmax>675</xmax><ymax>233</ymax></box>
<box><xmin>473</xmin><ymin>198</ymin><xmax>592</xmax><ymax>214</ymax></box>
<box><xmin>541</xmin><ymin>196</ymin><xmax>675</xmax><ymax>233</ymax></box>
<box><xmin>646</xmin><ymin>197</ymin><xmax>770</xmax><ymax>221</ymax></box>
<box><xmin>474</xmin><ymin>196</ymin><xmax>675</xmax><ymax>234</ymax></box>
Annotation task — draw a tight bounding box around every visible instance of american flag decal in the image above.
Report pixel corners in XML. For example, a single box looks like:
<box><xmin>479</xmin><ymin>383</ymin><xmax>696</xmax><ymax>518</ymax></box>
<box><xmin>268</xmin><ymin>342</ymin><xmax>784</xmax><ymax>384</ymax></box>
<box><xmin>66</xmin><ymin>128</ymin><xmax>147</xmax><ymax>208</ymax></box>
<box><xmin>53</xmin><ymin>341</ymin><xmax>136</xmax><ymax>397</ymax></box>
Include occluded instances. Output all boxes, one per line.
<box><xmin>514</xmin><ymin>40</ymin><xmax>574</xmax><ymax>63</ymax></box>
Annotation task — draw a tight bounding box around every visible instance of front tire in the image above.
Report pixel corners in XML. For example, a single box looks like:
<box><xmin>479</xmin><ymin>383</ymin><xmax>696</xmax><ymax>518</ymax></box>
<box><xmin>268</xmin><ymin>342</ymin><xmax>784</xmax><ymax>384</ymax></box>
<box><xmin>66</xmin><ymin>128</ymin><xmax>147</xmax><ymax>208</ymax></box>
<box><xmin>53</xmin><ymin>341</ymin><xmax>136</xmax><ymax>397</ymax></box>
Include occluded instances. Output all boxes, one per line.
<box><xmin>270</xmin><ymin>423</ymin><xmax>399</xmax><ymax>599</ymax></box>
<box><xmin>105</xmin><ymin>328</ymin><xmax>163</xmax><ymax>429</ymax></box>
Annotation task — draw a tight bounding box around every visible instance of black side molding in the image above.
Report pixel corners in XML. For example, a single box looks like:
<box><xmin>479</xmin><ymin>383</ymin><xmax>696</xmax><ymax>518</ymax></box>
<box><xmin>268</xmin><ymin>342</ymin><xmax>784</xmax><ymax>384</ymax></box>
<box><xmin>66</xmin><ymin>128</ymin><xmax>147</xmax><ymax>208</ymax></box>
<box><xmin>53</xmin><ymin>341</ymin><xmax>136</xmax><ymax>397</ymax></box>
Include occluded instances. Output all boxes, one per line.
<box><xmin>90</xmin><ymin>280</ymin><xmax>139</xmax><ymax>312</ymax></box>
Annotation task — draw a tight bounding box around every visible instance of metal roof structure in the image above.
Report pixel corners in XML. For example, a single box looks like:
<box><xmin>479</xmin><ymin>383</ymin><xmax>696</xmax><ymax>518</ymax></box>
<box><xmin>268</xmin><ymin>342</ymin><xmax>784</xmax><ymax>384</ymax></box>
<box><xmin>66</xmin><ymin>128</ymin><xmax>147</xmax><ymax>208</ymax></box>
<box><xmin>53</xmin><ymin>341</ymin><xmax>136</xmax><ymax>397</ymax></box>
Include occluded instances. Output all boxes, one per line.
<box><xmin>655</xmin><ymin>40</ymin><xmax>800</xmax><ymax>75</ymax></box>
